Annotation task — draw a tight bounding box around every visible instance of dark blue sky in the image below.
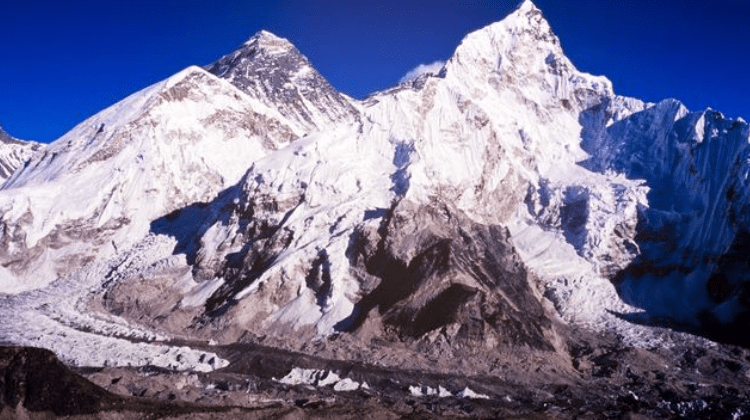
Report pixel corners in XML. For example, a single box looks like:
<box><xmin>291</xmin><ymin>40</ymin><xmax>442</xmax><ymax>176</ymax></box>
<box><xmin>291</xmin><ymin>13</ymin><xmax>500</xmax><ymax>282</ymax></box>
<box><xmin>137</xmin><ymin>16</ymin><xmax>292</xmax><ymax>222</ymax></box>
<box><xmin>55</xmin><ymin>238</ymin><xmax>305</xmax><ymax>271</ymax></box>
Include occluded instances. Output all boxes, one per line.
<box><xmin>2</xmin><ymin>0</ymin><xmax>748</xmax><ymax>143</ymax></box>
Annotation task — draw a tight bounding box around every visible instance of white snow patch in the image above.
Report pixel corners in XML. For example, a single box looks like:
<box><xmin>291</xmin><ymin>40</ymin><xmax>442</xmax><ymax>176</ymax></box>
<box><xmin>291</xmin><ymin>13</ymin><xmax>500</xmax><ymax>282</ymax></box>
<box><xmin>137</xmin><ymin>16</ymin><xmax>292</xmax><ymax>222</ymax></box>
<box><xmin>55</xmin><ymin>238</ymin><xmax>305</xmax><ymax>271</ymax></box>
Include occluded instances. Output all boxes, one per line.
<box><xmin>181</xmin><ymin>277</ymin><xmax>225</xmax><ymax>308</ymax></box>
<box><xmin>333</xmin><ymin>378</ymin><xmax>360</xmax><ymax>392</ymax></box>
<box><xmin>277</xmin><ymin>367</ymin><xmax>361</xmax><ymax>391</ymax></box>
<box><xmin>409</xmin><ymin>385</ymin><xmax>434</xmax><ymax>397</ymax></box>
<box><xmin>409</xmin><ymin>384</ymin><xmax>453</xmax><ymax>398</ymax></box>
<box><xmin>317</xmin><ymin>370</ymin><xmax>342</xmax><ymax>387</ymax></box>
<box><xmin>458</xmin><ymin>387</ymin><xmax>490</xmax><ymax>400</ymax></box>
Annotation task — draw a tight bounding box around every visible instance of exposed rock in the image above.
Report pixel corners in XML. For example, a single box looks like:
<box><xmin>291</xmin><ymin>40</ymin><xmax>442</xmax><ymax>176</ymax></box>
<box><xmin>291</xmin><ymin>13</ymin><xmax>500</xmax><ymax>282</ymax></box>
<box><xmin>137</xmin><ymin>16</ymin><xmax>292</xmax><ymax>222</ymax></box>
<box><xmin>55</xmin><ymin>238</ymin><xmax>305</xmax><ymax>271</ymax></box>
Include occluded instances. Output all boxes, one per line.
<box><xmin>0</xmin><ymin>346</ymin><xmax>121</xmax><ymax>416</ymax></box>
<box><xmin>206</xmin><ymin>30</ymin><xmax>360</xmax><ymax>134</ymax></box>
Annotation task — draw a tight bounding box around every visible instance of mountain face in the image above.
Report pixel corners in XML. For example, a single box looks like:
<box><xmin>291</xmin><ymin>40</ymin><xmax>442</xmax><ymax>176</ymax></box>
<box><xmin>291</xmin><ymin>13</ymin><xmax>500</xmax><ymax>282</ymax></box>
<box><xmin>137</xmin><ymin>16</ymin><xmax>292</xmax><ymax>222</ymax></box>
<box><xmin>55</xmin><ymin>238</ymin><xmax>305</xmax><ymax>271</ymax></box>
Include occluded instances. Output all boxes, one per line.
<box><xmin>0</xmin><ymin>66</ymin><xmax>304</xmax><ymax>294</ymax></box>
<box><xmin>0</xmin><ymin>126</ymin><xmax>41</xmax><ymax>183</ymax></box>
<box><xmin>1</xmin><ymin>1</ymin><xmax>750</xmax><ymax>418</ymax></box>
<box><xmin>206</xmin><ymin>31</ymin><xmax>360</xmax><ymax>134</ymax></box>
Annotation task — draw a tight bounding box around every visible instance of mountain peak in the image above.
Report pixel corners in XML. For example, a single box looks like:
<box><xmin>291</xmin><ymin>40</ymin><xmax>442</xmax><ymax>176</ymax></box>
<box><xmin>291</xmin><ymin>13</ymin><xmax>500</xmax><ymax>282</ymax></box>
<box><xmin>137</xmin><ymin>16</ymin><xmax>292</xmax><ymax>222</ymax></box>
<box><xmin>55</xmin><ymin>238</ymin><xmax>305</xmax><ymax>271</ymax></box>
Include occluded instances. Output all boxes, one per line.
<box><xmin>516</xmin><ymin>0</ymin><xmax>540</xmax><ymax>13</ymax></box>
<box><xmin>243</xmin><ymin>30</ymin><xmax>296</xmax><ymax>55</ymax></box>
<box><xmin>207</xmin><ymin>31</ymin><xmax>358</xmax><ymax>133</ymax></box>
<box><xmin>504</xmin><ymin>0</ymin><xmax>551</xmax><ymax>34</ymax></box>
<box><xmin>446</xmin><ymin>0</ymin><xmax>561</xmax><ymax>76</ymax></box>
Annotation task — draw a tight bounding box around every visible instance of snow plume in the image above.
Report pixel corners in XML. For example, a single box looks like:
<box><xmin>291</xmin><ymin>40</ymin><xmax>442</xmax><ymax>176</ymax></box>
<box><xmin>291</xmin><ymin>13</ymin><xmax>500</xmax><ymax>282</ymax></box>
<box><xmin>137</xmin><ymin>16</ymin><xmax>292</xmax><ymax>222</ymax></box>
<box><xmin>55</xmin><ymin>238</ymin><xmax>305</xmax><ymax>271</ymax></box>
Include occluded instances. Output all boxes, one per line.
<box><xmin>399</xmin><ymin>61</ymin><xmax>445</xmax><ymax>83</ymax></box>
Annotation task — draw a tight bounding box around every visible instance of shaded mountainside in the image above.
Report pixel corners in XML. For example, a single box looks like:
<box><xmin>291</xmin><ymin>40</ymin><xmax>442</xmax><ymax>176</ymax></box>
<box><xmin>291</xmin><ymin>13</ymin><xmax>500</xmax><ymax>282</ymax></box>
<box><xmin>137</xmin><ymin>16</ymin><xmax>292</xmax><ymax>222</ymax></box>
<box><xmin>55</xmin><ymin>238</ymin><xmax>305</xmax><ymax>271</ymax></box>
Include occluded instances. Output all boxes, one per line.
<box><xmin>0</xmin><ymin>346</ymin><xmax>120</xmax><ymax>416</ymax></box>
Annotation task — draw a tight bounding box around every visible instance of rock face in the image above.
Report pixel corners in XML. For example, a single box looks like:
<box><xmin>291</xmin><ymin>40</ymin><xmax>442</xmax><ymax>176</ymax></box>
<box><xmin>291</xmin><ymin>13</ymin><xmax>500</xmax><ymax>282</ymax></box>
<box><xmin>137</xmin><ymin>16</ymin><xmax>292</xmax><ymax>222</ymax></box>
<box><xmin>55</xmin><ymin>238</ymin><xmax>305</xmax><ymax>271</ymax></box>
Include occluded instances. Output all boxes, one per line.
<box><xmin>0</xmin><ymin>346</ymin><xmax>121</xmax><ymax>416</ymax></box>
<box><xmin>206</xmin><ymin>31</ymin><xmax>360</xmax><ymax>133</ymax></box>
<box><xmin>1</xmin><ymin>1</ymin><xmax>750</xmax><ymax>418</ymax></box>
<box><xmin>591</xmin><ymin>101</ymin><xmax>750</xmax><ymax>329</ymax></box>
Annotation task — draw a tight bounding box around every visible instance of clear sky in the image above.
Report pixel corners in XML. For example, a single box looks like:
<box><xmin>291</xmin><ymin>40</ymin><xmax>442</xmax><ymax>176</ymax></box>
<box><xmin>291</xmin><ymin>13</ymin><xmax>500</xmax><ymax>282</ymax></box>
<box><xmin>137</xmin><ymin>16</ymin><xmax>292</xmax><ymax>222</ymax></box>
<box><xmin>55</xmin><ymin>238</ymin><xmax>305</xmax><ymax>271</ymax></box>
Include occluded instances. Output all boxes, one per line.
<box><xmin>2</xmin><ymin>0</ymin><xmax>749</xmax><ymax>143</ymax></box>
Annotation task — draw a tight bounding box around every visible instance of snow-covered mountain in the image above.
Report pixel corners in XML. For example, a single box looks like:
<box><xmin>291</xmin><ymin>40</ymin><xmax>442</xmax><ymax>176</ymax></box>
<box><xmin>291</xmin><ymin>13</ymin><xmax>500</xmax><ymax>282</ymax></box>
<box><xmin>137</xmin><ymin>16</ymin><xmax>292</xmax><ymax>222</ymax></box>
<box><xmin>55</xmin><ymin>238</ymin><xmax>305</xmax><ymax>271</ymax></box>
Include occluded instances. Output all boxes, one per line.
<box><xmin>1</xmin><ymin>0</ymin><xmax>749</xmax><ymax>378</ymax></box>
<box><xmin>206</xmin><ymin>30</ymin><xmax>360</xmax><ymax>133</ymax></box>
<box><xmin>0</xmin><ymin>65</ymin><xmax>313</xmax><ymax>294</ymax></box>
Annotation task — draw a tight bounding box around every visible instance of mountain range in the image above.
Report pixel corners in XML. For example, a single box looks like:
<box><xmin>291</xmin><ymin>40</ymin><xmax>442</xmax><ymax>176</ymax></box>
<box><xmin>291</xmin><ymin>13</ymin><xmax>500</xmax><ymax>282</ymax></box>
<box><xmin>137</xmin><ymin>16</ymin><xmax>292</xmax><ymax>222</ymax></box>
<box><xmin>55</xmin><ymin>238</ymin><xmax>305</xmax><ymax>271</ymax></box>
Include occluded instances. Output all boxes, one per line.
<box><xmin>1</xmin><ymin>2</ymin><xmax>749</xmax><ymax>418</ymax></box>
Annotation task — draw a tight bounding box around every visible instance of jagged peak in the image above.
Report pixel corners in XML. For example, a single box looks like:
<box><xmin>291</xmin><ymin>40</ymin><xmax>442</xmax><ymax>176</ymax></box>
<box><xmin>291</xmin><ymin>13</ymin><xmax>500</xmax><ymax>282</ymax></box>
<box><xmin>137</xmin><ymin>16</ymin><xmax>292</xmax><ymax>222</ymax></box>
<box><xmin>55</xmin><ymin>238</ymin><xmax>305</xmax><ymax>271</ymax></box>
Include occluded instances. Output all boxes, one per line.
<box><xmin>440</xmin><ymin>2</ymin><xmax>616</xmax><ymax>110</ymax></box>
<box><xmin>497</xmin><ymin>0</ymin><xmax>553</xmax><ymax>38</ymax></box>
<box><xmin>242</xmin><ymin>30</ymin><xmax>296</xmax><ymax>55</ymax></box>
<box><xmin>515</xmin><ymin>0</ymin><xmax>540</xmax><ymax>13</ymax></box>
<box><xmin>446</xmin><ymin>1</ymin><xmax>560</xmax><ymax>72</ymax></box>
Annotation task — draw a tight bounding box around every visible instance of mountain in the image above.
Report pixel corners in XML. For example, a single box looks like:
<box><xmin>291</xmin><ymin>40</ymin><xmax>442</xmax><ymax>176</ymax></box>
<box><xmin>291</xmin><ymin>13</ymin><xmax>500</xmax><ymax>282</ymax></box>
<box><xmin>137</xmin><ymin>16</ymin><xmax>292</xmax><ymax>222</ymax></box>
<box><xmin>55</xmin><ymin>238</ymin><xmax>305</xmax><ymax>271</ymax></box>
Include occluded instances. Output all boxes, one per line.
<box><xmin>0</xmin><ymin>126</ymin><xmax>41</xmax><ymax>183</ymax></box>
<box><xmin>1</xmin><ymin>1</ymin><xmax>750</xmax><ymax>418</ymax></box>
<box><xmin>0</xmin><ymin>66</ymin><xmax>305</xmax><ymax>294</ymax></box>
<box><xmin>106</xmin><ymin>0</ymin><xmax>650</xmax><ymax>351</ymax></box>
<box><xmin>206</xmin><ymin>30</ymin><xmax>360</xmax><ymax>133</ymax></box>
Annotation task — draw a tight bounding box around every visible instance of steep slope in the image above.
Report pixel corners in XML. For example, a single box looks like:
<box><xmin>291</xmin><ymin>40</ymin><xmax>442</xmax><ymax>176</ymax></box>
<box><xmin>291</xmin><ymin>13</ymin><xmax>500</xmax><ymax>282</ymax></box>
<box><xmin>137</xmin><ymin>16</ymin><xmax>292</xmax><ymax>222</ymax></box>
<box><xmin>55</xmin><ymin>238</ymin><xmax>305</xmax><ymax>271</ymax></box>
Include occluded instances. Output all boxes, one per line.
<box><xmin>582</xmin><ymin>100</ymin><xmax>750</xmax><ymax>333</ymax></box>
<box><xmin>98</xmin><ymin>130</ymin><xmax>564</xmax><ymax>373</ymax></box>
<box><xmin>0</xmin><ymin>126</ymin><xmax>42</xmax><ymax>183</ymax></box>
<box><xmin>0</xmin><ymin>66</ymin><xmax>300</xmax><ymax>293</ymax></box>
<box><xmin>207</xmin><ymin>31</ymin><xmax>360</xmax><ymax>134</ymax></box>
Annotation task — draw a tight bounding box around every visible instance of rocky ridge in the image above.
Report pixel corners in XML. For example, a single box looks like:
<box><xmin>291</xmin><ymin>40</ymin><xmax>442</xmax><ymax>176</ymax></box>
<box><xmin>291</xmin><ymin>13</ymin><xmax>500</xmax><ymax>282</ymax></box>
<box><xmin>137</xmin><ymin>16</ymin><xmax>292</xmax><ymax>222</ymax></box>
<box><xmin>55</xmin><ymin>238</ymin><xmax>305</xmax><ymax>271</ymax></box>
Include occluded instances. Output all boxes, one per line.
<box><xmin>0</xmin><ymin>126</ymin><xmax>41</xmax><ymax>184</ymax></box>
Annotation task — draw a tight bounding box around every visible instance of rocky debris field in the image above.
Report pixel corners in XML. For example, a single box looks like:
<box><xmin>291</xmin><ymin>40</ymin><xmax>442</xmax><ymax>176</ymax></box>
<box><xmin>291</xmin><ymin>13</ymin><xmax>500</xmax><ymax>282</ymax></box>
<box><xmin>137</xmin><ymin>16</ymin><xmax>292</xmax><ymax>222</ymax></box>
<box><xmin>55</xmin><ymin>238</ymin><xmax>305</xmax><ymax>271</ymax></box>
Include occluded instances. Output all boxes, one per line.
<box><xmin>3</xmin><ymin>324</ymin><xmax>750</xmax><ymax>420</ymax></box>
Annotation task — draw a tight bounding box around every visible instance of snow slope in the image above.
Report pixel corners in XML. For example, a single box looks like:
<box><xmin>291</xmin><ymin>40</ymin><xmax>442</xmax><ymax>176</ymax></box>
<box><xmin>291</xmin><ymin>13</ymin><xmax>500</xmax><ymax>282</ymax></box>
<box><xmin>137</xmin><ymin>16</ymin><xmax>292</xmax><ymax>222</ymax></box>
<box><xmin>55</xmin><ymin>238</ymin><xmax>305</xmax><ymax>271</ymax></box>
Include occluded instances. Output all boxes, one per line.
<box><xmin>0</xmin><ymin>66</ymin><xmax>302</xmax><ymax>293</ymax></box>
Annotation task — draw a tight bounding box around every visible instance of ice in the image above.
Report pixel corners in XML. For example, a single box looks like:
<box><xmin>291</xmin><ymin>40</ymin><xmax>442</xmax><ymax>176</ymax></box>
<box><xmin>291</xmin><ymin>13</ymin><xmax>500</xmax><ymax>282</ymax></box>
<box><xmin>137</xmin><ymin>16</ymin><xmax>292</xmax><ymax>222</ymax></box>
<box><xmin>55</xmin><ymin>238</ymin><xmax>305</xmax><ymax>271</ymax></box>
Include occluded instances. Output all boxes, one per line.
<box><xmin>458</xmin><ymin>387</ymin><xmax>490</xmax><ymax>400</ymax></box>
<box><xmin>277</xmin><ymin>367</ymin><xmax>361</xmax><ymax>391</ymax></box>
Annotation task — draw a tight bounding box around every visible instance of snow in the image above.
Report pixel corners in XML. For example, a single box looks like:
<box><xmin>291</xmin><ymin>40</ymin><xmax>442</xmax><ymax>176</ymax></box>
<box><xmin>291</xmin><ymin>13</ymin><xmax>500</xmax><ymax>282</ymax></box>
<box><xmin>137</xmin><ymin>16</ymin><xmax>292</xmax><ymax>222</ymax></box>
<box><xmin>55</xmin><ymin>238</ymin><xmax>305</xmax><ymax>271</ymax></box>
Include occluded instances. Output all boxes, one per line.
<box><xmin>333</xmin><ymin>378</ymin><xmax>361</xmax><ymax>392</ymax></box>
<box><xmin>399</xmin><ymin>61</ymin><xmax>446</xmax><ymax>84</ymax></box>
<box><xmin>0</xmin><ymin>236</ymin><xmax>228</xmax><ymax>371</ymax></box>
<box><xmin>409</xmin><ymin>385</ymin><xmax>434</xmax><ymax>397</ymax></box>
<box><xmin>243</xmin><ymin>31</ymin><xmax>295</xmax><ymax>55</ymax></box>
<box><xmin>0</xmin><ymin>65</ymin><xmax>301</xmax><ymax>293</ymax></box>
<box><xmin>408</xmin><ymin>385</ymin><xmax>453</xmax><ymax>398</ymax></box>
<box><xmin>457</xmin><ymin>387</ymin><xmax>490</xmax><ymax>400</ymax></box>
<box><xmin>277</xmin><ymin>367</ymin><xmax>362</xmax><ymax>391</ymax></box>
<box><xmin>181</xmin><ymin>277</ymin><xmax>225</xmax><ymax>308</ymax></box>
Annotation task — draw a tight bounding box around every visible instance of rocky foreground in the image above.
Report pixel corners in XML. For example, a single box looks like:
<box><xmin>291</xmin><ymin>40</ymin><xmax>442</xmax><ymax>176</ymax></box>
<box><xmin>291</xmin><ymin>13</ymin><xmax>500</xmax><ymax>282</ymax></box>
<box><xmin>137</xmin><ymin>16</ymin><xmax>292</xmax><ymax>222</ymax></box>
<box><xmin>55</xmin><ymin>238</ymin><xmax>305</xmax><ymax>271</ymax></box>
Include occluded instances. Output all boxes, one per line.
<box><xmin>2</xmin><ymin>332</ymin><xmax>750</xmax><ymax>419</ymax></box>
